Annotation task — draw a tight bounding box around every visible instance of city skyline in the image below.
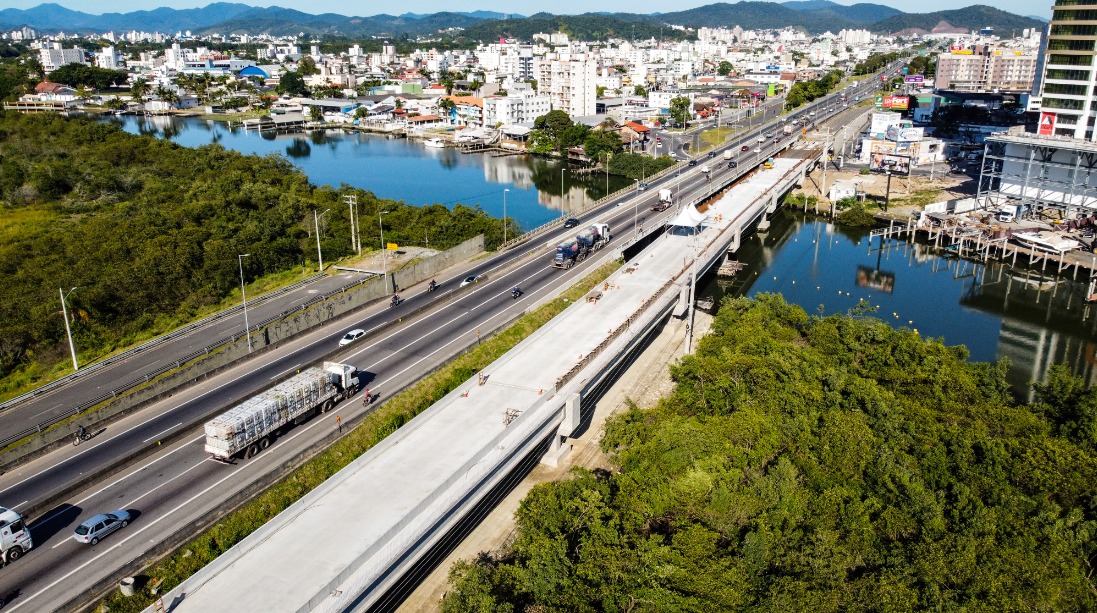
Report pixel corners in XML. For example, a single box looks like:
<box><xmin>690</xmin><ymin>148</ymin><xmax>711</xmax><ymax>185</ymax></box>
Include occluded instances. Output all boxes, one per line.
<box><xmin>2</xmin><ymin>0</ymin><xmax>1052</xmax><ymax>22</ymax></box>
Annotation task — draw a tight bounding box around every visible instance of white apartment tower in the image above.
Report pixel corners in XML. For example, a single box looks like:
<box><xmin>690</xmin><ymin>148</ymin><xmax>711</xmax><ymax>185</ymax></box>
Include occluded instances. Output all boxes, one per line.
<box><xmin>39</xmin><ymin>44</ymin><xmax>86</xmax><ymax>72</ymax></box>
<box><xmin>538</xmin><ymin>55</ymin><xmax>597</xmax><ymax>117</ymax></box>
<box><xmin>1031</xmin><ymin>4</ymin><xmax>1097</xmax><ymax>139</ymax></box>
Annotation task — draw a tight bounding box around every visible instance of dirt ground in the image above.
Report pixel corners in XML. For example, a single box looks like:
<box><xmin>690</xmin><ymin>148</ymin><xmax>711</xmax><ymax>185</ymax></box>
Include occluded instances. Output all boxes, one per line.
<box><xmin>399</xmin><ymin>310</ymin><xmax>715</xmax><ymax>611</ymax></box>
<box><xmin>795</xmin><ymin>165</ymin><xmax>979</xmax><ymax>219</ymax></box>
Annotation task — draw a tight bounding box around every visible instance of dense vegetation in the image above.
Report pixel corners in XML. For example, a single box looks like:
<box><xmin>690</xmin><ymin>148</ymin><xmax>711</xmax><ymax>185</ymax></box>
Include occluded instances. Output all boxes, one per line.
<box><xmin>0</xmin><ymin>111</ymin><xmax>506</xmax><ymax>388</ymax></box>
<box><xmin>784</xmin><ymin>69</ymin><xmax>844</xmax><ymax>110</ymax></box>
<box><xmin>47</xmin><ymin>63</ymin><xmax>129</xmax><ymax>90</ymax></box>
<box><xmin>444</xmin><ymin>294</ymin><xmax>1097</xmax><ymax>611</ymax></box>
<box><xmin>874</xmin><ymin>5</ymin><xmax>1043</xmax><ymax>34</ymax></box>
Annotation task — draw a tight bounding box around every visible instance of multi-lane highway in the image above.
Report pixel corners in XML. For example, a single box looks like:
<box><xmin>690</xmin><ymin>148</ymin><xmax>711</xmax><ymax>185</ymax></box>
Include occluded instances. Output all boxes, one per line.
<box><xmin>0</xmin><ymin>71</ymin><xmax>887</xmax><ymax>612</ymax></box>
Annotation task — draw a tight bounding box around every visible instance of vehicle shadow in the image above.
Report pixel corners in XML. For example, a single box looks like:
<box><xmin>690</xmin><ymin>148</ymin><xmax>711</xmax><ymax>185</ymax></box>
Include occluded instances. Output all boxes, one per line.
<box><xmin>27</xmin><ymin>503</ymin><xmax>81</xmax><ymax>547</ymax></box>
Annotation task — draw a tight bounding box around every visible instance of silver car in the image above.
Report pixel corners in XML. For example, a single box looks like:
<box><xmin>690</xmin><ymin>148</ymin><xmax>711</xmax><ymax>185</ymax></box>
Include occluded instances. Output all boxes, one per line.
<box><xmin>73</xmin><ymin>510</ymin><xmax>130</xmax><ymax>545</ymax></box>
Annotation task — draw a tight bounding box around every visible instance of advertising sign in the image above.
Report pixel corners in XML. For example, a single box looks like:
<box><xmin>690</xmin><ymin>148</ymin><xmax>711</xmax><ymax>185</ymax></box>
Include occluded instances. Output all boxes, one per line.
<box><xmin>765</xmin><ymin>65</ymin><xmax>780</xmax><ymax>71</ymax></box>
<box><xmin>874</xmin><ymin>93</ymin><xmax>884</xmax><ymax>109</ymax></box>
<box><xmin>1038</xmin><ymin>112</ymin><xmax>1056</xmax><ymax>136</ymax></box>
<box><xmin>904</xmin><ymin>75</ymin><xmax>924</xmax><ymax>84</ymax></box>
<box><xmin>870</xmin><ymin>112</ymin><xmax>901</xmax><ymax>137</ymax></box>
<box><xmin>870</xmin><ymin>153</ymin><xmax>910</xmax><ymax>174</ymax></box>
<box><xmin>882</xmin><ymin>95</ymin><xmax>910</xmax><ymax>110</ymax></box>
<box><xmin>902</xmin><ymin>66</ymin><xmax>909</xmax><ymax>75</ymax></box>
<box><xmin>886</xmin><ymin>126</ymin><xmax>924</xmax><ymax>142</ymax></box>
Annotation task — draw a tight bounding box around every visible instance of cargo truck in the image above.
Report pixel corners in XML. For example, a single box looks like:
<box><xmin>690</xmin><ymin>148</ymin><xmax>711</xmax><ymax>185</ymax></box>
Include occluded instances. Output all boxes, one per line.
<box><xmin>782</xmin><ymin>124</ymin><xmax>793</xmax><ymax>135</ymax></box>
<box><xmin>552</xmin><ymin>223</ymin><xmax>611</xmax><ymax>269</ymax></box>
<box><xmin>652</xmin><ymin>189</ymin><xmax>672</xmax><ymax>211</ymax></box>
<box><xmin>723</xmin><ymin>150</ymin><xmax>732</xmax><ymax>161</ymax></box>
<box><xmin>0</xmin><ymin>507</ymin><xmax>31</xmax><ymax>565</ymax></box>
<box><xmin>204</xmin><ymin>362</ymin><xmax>360</xmax><ymax>460</ymax></box>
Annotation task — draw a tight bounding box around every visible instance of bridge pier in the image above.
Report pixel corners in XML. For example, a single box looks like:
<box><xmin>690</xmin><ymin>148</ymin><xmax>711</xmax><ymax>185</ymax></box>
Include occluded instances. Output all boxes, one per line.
<box><xmin>541</xmin><ymin>393</ymin><xmax>581</xmax><ymax>467</ymax></box>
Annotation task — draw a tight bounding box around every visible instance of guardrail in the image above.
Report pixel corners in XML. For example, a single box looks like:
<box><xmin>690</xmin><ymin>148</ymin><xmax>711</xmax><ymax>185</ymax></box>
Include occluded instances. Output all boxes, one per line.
<box><xmin>0</xmin><ymin>273</ymin><xmax>376</xmax><ymax>449</ymax></box>
<box><xmin>0</xmin><ymin>274</ymin><xmax>326</xmax><ymax>414</ymax></box>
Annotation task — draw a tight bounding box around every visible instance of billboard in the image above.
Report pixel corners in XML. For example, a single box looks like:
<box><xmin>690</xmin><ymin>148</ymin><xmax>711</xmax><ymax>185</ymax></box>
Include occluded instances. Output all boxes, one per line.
<box><xmin>883</xmin><ymin>95</ymin><xmax>909</xmax><ymax>110</ymax></box>
<box><xmin>904</xmin><ymin>75</ymin><xmax>924</xmax><ymax>84</ymax></box>
<box><xmin>886</xmin><ymin>126</ymin><xmax>924</xmax><ymax>142</ymax></box>
<box><xmin>874</xmin><ymin>93</ymin><xmax>884</xmax><ymax>109</ymax></box>
<box><xmin>1038</xmin><ymin>112</ymin><xmax>1056</xmax><ymax>136</ymax></box>
<box><xmin>870</xmin><ymin>112</ymin><xmax>902</xmax><ymax>137</ymax></box>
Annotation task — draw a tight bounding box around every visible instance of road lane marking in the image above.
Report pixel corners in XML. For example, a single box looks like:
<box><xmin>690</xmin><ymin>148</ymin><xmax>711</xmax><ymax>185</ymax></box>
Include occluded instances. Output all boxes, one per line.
<box><xmin>142</xmin><ymin>423</ymin><xmax>183</xmax><ymax>443</ymax></box>
<box><xmin>122</xmin><ymin>458</ymin><xmax>211</xmax><ymax>508</ymax></box>
<box><xmin>73</xmin><ymin>436</ymin><xmax>204</xmax><ymax>507</ymax></box>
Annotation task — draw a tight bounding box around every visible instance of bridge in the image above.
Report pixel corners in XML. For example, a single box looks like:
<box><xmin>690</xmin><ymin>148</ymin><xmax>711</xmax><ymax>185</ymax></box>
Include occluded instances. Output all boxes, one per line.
<box><xmin>155</xmin><ymin>146</ymin><xmax>820</xmax><ymax>613</ymax></box>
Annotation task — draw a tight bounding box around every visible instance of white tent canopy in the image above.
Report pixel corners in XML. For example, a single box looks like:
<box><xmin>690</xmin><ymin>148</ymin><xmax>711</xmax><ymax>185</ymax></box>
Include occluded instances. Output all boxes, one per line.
<box><xmin>667</xmin><ymin>205</ymin><xmax>709</xmax><ymax>235</ymax></box>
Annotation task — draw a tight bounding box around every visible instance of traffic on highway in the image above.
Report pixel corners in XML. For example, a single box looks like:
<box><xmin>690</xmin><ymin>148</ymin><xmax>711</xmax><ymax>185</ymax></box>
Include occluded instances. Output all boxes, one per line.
<box><xmin>0</xmin><ymin>67</ymin><xmax>892</xmax><ymax>612</ymax></box>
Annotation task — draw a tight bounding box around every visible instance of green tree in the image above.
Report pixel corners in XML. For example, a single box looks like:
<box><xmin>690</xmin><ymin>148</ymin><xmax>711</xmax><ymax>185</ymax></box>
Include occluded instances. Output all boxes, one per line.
<box><xmin>632</xmin><ymin>84</ymin><xmax>647</xmax><ymax>96</ymax></box>
<box><xmin>130</xmin><ymin>77</ymin><xmax>150</xmax><ymax>102</ymax></box>
<box><xmin>669</xmin><ymin>95</ymin><xmax>692</xmax><ymax>127</ymax></box>
<box><xmin>298</xmin><ymin>55</ymin><xmax>319</xmax><ymax>76</ymax></box>
<box><xmin>717</xmin><ymin>60</ymin><xmax>733</xmax><ymax>76</ymax></box>
<box><xmin>436</xmin><ymin>97</ymin><xmax>456</xmax><ymax>121</ymax></box>
<box><xmin>278</xmin><ymin>71</ymin><xmax>308</xmax><ymax>97</ymax></box>
<box><xmin>583</xmin><ymin>127</ymin><xmax>622</xmax><ymax>161</ymax></box>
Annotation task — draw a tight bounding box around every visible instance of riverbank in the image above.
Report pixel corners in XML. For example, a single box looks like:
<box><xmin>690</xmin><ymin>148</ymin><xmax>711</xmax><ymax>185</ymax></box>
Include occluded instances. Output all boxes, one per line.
<box><xmin>401</xmin><ymin>310</ymin><xmax>714</xmax><ymax>611</ymax></box>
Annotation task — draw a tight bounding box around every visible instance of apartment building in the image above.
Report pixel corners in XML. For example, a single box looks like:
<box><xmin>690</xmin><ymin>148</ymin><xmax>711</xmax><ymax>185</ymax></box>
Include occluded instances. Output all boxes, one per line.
<box><xmin>936</xmin><ymin>47</ymin><xmax>1038</xmax><ymax>93</ymax></box>
<box><xmin>537</xmin><ymin>55</ymin><xmax>597</xmax><ymax>116</ymax></box>
<box><xmin>39</xmin><ymin>44</ymin><xmax>86</xmax><ymax>72</ymax></box>
<box><xmin>483</xmin><ymin>88</ymin><xmax>551</xmax><ymax>126</ymax></box>
<box><xmin>1029</xmin><ymin>3</ymin><xmax>1097</xmax><ymax>139</ymax></box>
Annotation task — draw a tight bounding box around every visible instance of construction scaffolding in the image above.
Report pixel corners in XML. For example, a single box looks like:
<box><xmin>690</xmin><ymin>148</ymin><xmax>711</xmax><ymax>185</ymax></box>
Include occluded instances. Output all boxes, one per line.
<box><xmin>979</xmin><ymin>128</ymin><xmax>1097</xmax><ymax>217</ymax></box>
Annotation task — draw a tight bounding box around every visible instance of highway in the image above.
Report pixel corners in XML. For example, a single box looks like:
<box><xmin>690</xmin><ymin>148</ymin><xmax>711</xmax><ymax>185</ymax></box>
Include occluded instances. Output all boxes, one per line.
<box><xmin>0</xmin><ymin>72</ymin><xmax>887</xmax><ymax>612</ymax></box>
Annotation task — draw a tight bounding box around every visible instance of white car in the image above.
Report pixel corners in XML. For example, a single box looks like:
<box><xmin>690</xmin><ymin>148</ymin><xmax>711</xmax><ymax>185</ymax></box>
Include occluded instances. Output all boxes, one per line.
<box><xmin>460</xmin><ymin>274</ymin><xmax>484</xmax><ymax>287</ymax></box>
<box><xmin>339</xmin><ymin>329</ymin><xmax>365</xmax><ymax>346</ymax></box>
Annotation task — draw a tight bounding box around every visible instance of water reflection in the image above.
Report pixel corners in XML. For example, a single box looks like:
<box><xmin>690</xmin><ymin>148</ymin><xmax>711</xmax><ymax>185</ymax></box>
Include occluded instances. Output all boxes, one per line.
<box><xmin>703</xmin><ymin>210</ymin><xmax>1097</xmax><ymax>398</ymax></box>
<box><xmin>100</xmin><ymin>114</ymin><xmax>633</xmax><ymax>230</ymax></box>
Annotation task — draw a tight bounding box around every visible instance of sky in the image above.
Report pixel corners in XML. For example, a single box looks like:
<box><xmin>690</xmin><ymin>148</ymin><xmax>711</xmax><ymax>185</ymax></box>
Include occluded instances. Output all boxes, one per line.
<box><xmin>2</xmin><ymin>0</ymin><xmax>1050</xmax><ymax>20</ymax></box>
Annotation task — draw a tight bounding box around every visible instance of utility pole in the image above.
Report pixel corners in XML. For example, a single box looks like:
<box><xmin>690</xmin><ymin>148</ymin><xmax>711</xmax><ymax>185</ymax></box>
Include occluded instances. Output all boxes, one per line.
<box><xmin>344</xmin><ymin>194</ymin><xmax>360</xmax><ymax>254</ymax></box>
<box><xmin>59</xmin><ymin>287</ymin><xmax>79</xmax><ymax>371</ymax></box>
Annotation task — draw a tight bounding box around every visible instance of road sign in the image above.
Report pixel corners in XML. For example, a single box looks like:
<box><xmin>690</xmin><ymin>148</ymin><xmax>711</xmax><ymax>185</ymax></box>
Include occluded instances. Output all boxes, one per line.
<box><xmin>386</xmin><ymin>242</ymin><xmax>398</xmax><ymax>251</ymax></box>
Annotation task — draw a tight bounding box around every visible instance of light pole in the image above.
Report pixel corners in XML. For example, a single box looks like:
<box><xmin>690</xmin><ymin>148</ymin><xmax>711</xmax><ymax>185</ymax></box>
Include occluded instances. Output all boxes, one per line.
<box><xmin>238</xmin><ymin>253</ymin><xmax>252</xmax><ymax>353</ymax></box>
<box><xmin>378</xmin><ymin>210</ymin><xmax>391</xmax><ymax>293</ymax></box>
<box><xmin>884</xmin><ymin>169</ymin><xmax>893</xmax><ymax>212</ymax></box>
<box><xmin>502</xmin><ymin>188</ymin><xmax>510</xmax><ymax>245</ymax></box>
<box><xmin>314</xmin><ymin>208</ymin><xmax>330</xmax><ymax>272</ymax></box>
<box><xmin>59</xmin><ymin>287</ymin><xmax>78</xmax><ymax>371</ymax></box>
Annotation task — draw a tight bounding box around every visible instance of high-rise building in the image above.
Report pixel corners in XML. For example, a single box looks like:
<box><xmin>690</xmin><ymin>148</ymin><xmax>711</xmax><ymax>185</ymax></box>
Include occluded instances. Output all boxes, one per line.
<box><xmin>936</xmin><ymin>47</ymin><xmax>1038</xmax><ymax>93</ymax></box>
<box><xmin>1029</xmin><ymin>4</ymin><xmax>1097</xmax><ymax>139</ymax></box>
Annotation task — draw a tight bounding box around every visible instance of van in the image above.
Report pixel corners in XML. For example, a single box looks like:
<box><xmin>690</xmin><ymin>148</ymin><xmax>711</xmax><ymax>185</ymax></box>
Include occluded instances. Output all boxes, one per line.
<box><xmin>756</xmin><ymin>135</ymin><xmax>766</xmax><ymax>143</ymax></box>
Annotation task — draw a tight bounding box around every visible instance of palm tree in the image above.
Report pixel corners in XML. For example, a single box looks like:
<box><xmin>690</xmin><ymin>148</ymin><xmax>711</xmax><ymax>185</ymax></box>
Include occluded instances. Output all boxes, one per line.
<box><xmin>130</xmin><ymin>78</ymin><xmax>150</xmax><ymax>102</ymax></box>
<box><xmin>437</xmin><ymin>97</ymin><xmax>456</xmax><ymax>123</ymax></box>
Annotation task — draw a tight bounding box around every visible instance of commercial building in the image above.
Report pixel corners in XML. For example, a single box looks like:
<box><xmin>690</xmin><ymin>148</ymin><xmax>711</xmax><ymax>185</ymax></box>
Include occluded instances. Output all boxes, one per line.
<box><xmin>935</xmin><ymin>48</ymin><xmax>1038</xmax><ymax>93</ymax></box>
<box><xmin>1028</xmin><ymin>2</ymin><xmax>1097</xmax><ymax>139</ymax></box>
<box><xmin>978</xmin><ymin>127</ymin><xmax>1097</xmax><ymax>215</ymax></box>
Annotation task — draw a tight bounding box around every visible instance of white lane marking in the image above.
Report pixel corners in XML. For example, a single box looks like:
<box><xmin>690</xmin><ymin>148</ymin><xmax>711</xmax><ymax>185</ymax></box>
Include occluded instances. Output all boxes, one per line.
<box><xmin>73</xmin><ymin>436</ymin><xmax>204</xmax><ymax>506</ymax></box>
<box><xmin>269</xmin><ymin>365</ymin><xmax>301</xmax><ymax>380</ymax></box>
<box><xmin>8</xmin><ymin>461</ymin><xmax>262</xmax><ymax>613</ymax></box>
<box><xmin>142</xmin><ymin>423</ymin><xmax>183</xmax><ymax>444</ymax></box>
<box><xmin>122</xmin><ymin>458</ymin><xmax>212</xmax><ymax>509</ymax></box>
<box><xmin>11</xmin><ymin>500</ymin><xmax>27</xmax><ymax>511</ymax></box>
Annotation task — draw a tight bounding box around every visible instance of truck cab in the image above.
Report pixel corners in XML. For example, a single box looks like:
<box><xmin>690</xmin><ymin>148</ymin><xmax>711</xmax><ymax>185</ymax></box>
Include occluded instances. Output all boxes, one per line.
<box><xmin>0</xmin><ymin>507</ymin><xmax>32</xmax><ymax>564</ymax></box>
<box><xmin>323</xmin><ymin>362</ymin><xmax>360</xmax><ymax>397</ymax></box>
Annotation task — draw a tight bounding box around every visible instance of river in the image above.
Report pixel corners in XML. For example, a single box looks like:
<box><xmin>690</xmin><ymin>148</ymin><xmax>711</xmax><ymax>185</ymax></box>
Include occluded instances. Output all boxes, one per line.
<box><xmin>102</xmin><ymin>114</ymin><xmax>633</xmax><ymax>231</ymax></box>
<box><xmin>107</xmin><ymin>114</ymin><xmax>1097</xmax><ymax>397</ymax></box>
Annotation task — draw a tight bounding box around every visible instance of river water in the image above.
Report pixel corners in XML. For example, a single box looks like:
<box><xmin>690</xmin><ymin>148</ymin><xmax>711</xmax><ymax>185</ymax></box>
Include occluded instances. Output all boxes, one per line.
<box><xmin>102</xmin><ymin>114</ymin><xmax>633</xmax><ymax>231</ymax></box>
<box><xmin>106</xmin><ymin>114</ymin><xmax>1097</xmax><ymax>397</ymax></box>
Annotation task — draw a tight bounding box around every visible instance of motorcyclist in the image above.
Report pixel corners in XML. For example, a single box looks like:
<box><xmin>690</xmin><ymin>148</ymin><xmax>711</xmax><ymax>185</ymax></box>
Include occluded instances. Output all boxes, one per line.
<box><xmin>428</xmin><ymin>279</ymin><xmax>437</xmax><ymax>292</ymax></box>
<box><xmin>391</xmin><ymin>293</ymin><xmax>400</xmax><ymax>306</ymax></box>
<box><xmin>362</xmin><ymin>388</ymin><xmax>372</xmax><ymax>405</ymax></box>
<box><xmin>77</xmin><ymin>424</ymin><xmax>87</xmax><ymax>440</ymax></box>
<box><xmin>512</xmin><ymin>286</ymin><xmax>522</xmax><ymax>298</ymax></box>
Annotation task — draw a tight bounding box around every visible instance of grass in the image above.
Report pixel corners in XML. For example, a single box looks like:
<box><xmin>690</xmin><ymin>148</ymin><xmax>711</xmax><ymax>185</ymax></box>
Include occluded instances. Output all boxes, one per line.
<box><xmin>96</xmin><ymin>260</ymin><xmax>621</xmax><ymax>613</ymax></box>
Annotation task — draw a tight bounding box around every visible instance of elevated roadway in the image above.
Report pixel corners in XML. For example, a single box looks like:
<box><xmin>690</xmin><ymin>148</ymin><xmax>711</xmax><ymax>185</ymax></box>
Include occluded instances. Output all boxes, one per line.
<box><xmin>159</xmin><ymin>155</ymin><xmax>817</xmax><ymax>613</ymax></box>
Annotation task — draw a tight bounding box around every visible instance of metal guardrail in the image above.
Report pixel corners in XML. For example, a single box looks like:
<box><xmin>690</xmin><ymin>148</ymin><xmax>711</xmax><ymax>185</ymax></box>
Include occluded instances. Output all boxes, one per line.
<box><xmin>0</xmin><ymin>273</ymin><xmax>380</xmax><ymax>448</ymax></box>
<box><xmin>0</xmin><ymin>274</ymin><xmax>326</xmax><ymax>414</ymax></box>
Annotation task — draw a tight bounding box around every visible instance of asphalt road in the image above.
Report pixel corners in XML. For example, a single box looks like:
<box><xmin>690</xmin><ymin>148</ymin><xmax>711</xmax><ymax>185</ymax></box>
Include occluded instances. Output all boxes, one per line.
<box><xmin>0</xmin><ymin>71</ymin><xmax>889</xmax><ymax>612</ymax></box>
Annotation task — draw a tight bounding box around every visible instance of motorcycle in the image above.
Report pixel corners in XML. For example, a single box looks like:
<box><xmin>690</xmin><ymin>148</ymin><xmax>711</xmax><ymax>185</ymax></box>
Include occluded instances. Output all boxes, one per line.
<box><xmin>390</xmin><ymin>295</ymin><xmax>401</xmax><ymax>308</ymax></box>
<box><xmin>427</xmin><ymin>280</ymin><xmax>437</xmax><ymax>293</ymax></box>
<box><xmin>512</xmin><ymin>287</ymin><xmax>523</xmax><ymax>299</ymax></box>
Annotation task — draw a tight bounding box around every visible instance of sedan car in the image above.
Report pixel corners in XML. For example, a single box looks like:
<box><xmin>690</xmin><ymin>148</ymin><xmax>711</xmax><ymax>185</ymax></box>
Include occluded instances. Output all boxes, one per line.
<box><xmin>460</xmin><ymin>274</ymin><xmax>484</xmax><ymax>287</ymax></box>
<box><xmin>563</xmin><ymin>217</ymin><xmax>581</xmax><ymax>228</ymax></box>
<box><xmin>688</xmin><ymin>159</ymin><xmax>698</xmax><ymax>167</ymax></box>
<box><xmin>741</xmin><ymin>145</ymin><xmax>750</xmax><ymax>152</ymax></box>
<box><xmin>339</xmin><ymin>329</ymin><xmax>366</xmax><ymax>346</ymax></box>
<box><xmin>74</xmin><ymin>510</ymin><xmax>130</xmax><ymax>545</ymax></box>
<box><xmin>637</xmin><ymin>182</ymin><xmax>649</xmax><ymax>191</ymax></box>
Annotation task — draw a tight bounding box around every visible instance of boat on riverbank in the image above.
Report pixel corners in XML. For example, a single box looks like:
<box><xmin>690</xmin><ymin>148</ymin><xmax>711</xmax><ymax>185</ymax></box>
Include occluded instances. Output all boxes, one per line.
<box><xmin>1012</xmin><ymin>231</ymin><xmax>1083</xmax><ymax>255</ymax></box>
<box><xmin>423</xmin><ymin>138</ymin><xmax>446</xmax><ymax>149</ymax></box>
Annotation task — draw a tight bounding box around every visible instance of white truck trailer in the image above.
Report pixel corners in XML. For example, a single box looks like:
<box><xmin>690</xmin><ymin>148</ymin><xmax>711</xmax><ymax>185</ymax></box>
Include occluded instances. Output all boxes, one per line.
<box><xmin>0</xmin><ymin>507</ymin><xmax>31</xmax><ymax>564</ymax></box>
<box><xmin>204</xmin><ymin>362</ymin><xmax>360</xmax><ymax>460</ymax></box>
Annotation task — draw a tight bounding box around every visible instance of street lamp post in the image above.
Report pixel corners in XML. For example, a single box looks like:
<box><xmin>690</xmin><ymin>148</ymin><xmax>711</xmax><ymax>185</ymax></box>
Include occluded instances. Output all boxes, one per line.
<box><xmin>59</xmin><ymin>287</ymin><xmax>79</xmax><ymax>371</ymax></box>
<box><xmin>238</xmin><ymin>254</ymin><xmax>252</xmax><ymax>353</ymax></box>
<box><xmin>379</xmin><ymin>210</ymin><xmax>391</xmax><ymax>293</ymax></box>
<box><xmin>314</xmin><ymin>208</ymin><xmax>330</xmax><ymax>272</ymax></box>
<box><xmin>884</xmin><ymin>169</ymin><xmax>893</xmax><ymax>212</ymax></box>
<box><xmin>503</xmin><ymin>188</ymin><xmax>510</xmax><ymax>245</ymax></box>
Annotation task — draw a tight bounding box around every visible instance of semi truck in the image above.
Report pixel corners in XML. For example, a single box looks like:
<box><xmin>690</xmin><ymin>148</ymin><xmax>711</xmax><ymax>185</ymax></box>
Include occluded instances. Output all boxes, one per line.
<box><xmin>204</xmin><ymin>362</ymin><xmax>360</xmax><ymax>461</ymax></box>
<box><xmin>552</xmin><ymin>222</ymin><xmax>611</xmax><ymax>269</ymax></box>
<box><xmin>0</xmin><ymin>507</ymin><xmax>31</xmax><ymax>564</ymax></box>
<box><xmin>652</xmin><ymin>189</ymin><xmax>672</xmax><ymax>211</ymax></box>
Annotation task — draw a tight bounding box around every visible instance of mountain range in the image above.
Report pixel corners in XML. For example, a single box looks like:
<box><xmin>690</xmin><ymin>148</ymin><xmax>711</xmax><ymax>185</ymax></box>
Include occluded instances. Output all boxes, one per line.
<box><xmin>0</xmin><ymin>1</ymin><xmax>1044</xmax><ymax>39</ymax></box>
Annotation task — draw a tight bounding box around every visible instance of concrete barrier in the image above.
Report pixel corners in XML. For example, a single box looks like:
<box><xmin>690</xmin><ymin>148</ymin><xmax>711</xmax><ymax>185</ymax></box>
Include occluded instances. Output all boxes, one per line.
<box><xmin>0</xmin><ymin>236</ymin><xmax>485</xmax><ymax>479</ymax></box>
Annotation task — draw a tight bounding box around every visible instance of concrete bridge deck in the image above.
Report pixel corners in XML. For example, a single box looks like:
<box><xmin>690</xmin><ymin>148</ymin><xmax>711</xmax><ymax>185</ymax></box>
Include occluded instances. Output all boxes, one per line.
<box><xmin>158</xmin><ymin>155</ymin><xmax>814</xmax><ymax>613</ymax></box>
